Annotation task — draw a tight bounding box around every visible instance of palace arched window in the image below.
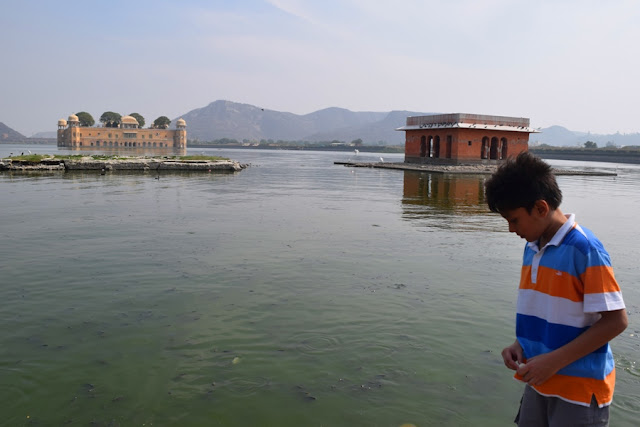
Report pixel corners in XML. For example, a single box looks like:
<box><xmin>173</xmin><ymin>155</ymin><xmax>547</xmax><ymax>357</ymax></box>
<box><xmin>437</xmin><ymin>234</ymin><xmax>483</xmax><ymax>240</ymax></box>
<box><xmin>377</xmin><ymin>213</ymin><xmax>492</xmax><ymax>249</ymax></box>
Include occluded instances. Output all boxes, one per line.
<box><xmin>481</xmin><ymin>137</ymin><xmax>489</xmax><ymax>159</ymax></box>
<box><xmin>490</xmin><ymin>137</ymin><xmax>499</xmax><ymax>159</ymax></box>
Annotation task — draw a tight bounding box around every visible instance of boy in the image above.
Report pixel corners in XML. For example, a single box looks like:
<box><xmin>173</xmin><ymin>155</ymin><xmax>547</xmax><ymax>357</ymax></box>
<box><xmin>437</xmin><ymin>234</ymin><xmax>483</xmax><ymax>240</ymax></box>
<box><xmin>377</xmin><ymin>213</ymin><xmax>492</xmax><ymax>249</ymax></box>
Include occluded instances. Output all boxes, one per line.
<box><xmin>485</xmin><ymin>152</ymin><xmax>627</xmax><ymax>426</ymax></box>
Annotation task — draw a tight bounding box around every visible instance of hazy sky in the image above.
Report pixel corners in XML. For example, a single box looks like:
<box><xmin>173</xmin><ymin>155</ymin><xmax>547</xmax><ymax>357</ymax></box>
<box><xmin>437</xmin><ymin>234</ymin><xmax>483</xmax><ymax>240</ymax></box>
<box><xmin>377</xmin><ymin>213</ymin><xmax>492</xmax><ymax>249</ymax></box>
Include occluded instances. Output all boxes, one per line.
<box><xmin>2</xmin><ymin>0</ymin><xmax>639</xmax><ymax>136</ymax></box>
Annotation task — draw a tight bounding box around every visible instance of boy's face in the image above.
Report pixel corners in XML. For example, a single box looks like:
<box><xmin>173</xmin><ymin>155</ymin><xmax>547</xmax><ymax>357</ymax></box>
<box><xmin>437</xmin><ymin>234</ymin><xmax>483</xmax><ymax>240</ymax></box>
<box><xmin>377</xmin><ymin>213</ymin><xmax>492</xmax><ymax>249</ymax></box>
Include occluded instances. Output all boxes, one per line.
<box><xmin>500</xmin><ymin>206</ymin><xmax>547</xmax><ymax>243</ymax></box>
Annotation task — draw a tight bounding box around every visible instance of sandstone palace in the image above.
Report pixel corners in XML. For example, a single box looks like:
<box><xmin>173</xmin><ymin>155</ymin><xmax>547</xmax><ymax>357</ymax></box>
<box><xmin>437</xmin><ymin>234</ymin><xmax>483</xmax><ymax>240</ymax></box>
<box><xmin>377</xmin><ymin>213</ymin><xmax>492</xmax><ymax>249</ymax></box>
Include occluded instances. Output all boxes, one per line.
<box><xmin>57</xmin><ymin>114</ymin><xmax>187</xmax><ymax>153</ymax></box>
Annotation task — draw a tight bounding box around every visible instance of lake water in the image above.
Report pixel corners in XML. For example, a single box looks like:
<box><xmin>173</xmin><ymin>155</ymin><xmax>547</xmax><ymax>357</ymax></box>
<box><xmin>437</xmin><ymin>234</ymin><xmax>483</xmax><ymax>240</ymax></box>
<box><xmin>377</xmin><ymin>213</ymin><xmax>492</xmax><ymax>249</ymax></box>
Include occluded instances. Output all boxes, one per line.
<box><xmin>1</xmin><ymin>144</ymin><xmax>638</xmax><ymax>426</ymax></box>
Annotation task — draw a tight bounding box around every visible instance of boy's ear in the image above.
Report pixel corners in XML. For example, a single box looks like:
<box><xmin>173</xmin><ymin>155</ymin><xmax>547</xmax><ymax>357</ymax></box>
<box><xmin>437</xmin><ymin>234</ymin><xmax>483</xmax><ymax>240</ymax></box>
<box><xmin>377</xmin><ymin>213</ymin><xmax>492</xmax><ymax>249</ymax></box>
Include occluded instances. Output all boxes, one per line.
<box><xmin>533</xmin><ymin>200</ymin><xmax>550</xmax><ymax>217</ymax></box>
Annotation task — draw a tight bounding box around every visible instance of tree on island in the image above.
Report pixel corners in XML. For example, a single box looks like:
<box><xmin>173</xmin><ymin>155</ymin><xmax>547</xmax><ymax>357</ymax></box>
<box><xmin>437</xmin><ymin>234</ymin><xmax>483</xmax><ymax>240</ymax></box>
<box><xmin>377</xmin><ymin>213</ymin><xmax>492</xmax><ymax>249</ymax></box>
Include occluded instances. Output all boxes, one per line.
<box><xmin>351</xmin><ymin>138</ymin><xmax>363</xmax><ymax>147</ymax></box>
<box><xmin>129</xmin><ymin>113</ymin><xmax>145</xmax><ymax>128</ymax></box>
<box><xmin>153</xmin><ymin>116</ymin><xmax>171</xmax><ymax>129</ymax></box>
<box><xmin>76</xmin><ymin>112</ymin><xmax>95</xmax><ymax>127</ymax></box>
<box><xmin>100</xmin><ymin>111</ymin><xmax>122</xmax><ymax>128</ymax></box>
<box><xmin>584</xmin><ymin>140</ymin><xmax>598</xmax><ymax>149</ymax></box>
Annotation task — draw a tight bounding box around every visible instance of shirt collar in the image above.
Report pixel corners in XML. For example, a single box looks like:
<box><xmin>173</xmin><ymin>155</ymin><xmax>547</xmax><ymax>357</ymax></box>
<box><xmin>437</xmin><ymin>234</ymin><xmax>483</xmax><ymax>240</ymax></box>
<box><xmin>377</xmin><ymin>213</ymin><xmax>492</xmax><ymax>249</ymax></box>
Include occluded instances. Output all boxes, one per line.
<box><xmin>527</xmin><ymin>213</ymin><xmax>575</xmax><ymax>252</ymax></box>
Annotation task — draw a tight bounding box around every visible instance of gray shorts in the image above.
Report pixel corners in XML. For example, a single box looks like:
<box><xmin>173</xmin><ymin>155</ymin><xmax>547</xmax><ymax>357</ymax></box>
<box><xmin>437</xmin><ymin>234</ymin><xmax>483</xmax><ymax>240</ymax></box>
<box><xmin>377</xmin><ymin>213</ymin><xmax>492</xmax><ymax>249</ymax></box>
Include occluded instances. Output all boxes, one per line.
<box><xmin>515</xmin><ymin>384</ymin><xmax>609</xmax><ymax>427</ymax></box>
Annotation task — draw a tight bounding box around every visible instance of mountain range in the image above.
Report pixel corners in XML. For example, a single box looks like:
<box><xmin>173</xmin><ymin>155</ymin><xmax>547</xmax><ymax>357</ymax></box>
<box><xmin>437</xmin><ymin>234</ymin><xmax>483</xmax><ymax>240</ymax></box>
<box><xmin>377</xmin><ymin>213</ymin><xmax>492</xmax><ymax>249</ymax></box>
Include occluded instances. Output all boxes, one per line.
<box><xmin>0</xmin><ymin>122</ymin><xmax>26</xmax><ymax>141</ymax></box>
<box><xmin>178</xmin><ymin>100</ymin><xmax>427</xmax><ymax>145</ymax></box>
<box><xmin>2</xmin><ymin>100</ymin><xmax>640</xmax><ymax>147</ymax></box>
<box><xmin>528</xmin><ymin>125</ymin><xmax>640</xmax><ymax>148</ymax></box>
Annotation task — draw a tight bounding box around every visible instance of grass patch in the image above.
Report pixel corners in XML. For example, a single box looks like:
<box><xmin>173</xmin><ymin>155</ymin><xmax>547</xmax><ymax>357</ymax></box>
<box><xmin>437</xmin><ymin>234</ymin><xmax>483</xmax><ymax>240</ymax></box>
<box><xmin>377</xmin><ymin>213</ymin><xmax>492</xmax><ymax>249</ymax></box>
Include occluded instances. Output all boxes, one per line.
<box><xmin>3</xmin><ymin>154</ymin><xmax>229</xmax><ymax>162</ymax></box>
<box><xmin>169</xmin><ymin>155</ymin><xmax>229</xmax><ymax>161</ymax></box>
<box><xmin>52</xmin><ymin>154</ymin><xmax>129</xmax><ymax>160</ymax></box>
<box><xmin>52</xmin><ymin>154</ymin><xmax>85</xmax><ymax>160</ymax></box>
<box><xmin>4</xmin><ymin>154</ymin><xmax>48</xmax><ymax>162</ymax></box>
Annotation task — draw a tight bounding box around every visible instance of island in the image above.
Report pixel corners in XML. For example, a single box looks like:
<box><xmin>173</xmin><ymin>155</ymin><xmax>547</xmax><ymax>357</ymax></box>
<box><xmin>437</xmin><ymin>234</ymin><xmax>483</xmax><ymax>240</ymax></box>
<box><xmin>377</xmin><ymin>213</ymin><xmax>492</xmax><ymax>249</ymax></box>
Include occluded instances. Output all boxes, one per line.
<box><xmin>0</xmin><ymin>154</ymin><xmax>247</xmax><ymax>173</ymax></box>
<box><xmin>334</xmin><ymin>161</ymin><xmax>617</xmax><ymax>176</ymax></box>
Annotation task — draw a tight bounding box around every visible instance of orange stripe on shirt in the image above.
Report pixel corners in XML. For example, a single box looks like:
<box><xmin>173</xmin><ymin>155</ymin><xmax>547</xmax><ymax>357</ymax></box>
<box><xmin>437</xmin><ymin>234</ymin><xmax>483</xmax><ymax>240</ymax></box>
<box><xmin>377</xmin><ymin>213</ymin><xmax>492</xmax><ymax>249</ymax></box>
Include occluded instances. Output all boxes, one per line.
<box><xmin>581</xmin><ymin>265</ymin><xmax>621</xmax><ymax>294</ymax></box>
<box><xmin>515</xmin><ymin>368</ymin><xmax>615</xmax><ymax>407</ymax></box>
<box><xmin>519</xmin><ymin>265</ymin><xmax>532</xmax><ymax>291</ymax></box>
<box><xmin>519</xmin><ymin>265</ymin><xmax>584</xmax><ymax>302</ymax></box>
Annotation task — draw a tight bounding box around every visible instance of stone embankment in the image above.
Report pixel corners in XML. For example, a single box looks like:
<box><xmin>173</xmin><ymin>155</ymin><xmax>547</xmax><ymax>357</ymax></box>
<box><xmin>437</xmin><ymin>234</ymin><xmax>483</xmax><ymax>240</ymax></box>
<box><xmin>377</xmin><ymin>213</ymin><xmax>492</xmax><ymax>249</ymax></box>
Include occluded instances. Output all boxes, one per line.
<box><xmin>0</xmin><ymin>157</ymin><xmax>247</xmax><ymax>172</ymax></box>
<box><xmin>334</xmin><ymin>161</ymin><xmax>617</xmax><ymax>176</ymax></box>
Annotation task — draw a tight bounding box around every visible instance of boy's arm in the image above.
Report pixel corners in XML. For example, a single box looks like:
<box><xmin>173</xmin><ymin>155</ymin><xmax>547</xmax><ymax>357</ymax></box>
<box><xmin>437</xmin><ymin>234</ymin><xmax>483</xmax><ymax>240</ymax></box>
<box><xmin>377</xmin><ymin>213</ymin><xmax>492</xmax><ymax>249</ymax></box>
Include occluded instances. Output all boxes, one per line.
<box><xmin>517</xmin><ymin>309</ymin><xmax>628</xmax><ymax>386</ymax></box>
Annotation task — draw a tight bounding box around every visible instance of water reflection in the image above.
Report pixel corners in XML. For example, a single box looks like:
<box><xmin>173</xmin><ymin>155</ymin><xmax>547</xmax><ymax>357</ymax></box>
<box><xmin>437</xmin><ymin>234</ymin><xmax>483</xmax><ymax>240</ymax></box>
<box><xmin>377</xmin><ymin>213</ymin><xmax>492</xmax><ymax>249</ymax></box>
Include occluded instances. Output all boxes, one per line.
<box><xmin>401</xmin><ymin>171</ymin><xmax>499</xmax><ymax>231</ymax></box>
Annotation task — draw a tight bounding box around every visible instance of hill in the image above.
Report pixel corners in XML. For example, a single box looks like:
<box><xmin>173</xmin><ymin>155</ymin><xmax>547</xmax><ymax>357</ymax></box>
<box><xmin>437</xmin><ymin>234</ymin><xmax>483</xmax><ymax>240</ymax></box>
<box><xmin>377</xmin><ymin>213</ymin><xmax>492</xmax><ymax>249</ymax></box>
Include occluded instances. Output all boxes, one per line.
<box><xmin>532</xmin><ymin>125</ymin><xmax>640</xmax><ymax>147</ymax></box>
<box><xmin>304</xmin><ymin>110</ymin><xmax>434</xmax><ymax>145</ymax></box>
<box><xmin>0</xmin><ymin>122</ymin><xmax>26</xmax><ymax>142</ymax></box>
<box><xmin>178</xmin><ymin>100</ymin><xmax>387</xmax><ymax>143</ymax></box>
<box><xmin>176</xmin><ymin>100</ymin><xmax>430</xmax><ymax>144</ymax></box>
<box><xmin>31</xmin><ymin>131</ymin><xmax>57</xmax><ymax>139</ymax></box>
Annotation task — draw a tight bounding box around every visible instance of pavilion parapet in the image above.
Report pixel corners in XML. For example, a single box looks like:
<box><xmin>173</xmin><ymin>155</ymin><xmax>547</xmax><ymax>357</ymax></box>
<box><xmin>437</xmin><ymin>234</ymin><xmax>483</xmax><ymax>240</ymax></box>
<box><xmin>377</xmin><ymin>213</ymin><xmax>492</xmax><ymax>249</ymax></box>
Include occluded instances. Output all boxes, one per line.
<box><xmin>406</xmin><ymin>113</ymin><xmax>530</xmax><ymax>128</ymax></box>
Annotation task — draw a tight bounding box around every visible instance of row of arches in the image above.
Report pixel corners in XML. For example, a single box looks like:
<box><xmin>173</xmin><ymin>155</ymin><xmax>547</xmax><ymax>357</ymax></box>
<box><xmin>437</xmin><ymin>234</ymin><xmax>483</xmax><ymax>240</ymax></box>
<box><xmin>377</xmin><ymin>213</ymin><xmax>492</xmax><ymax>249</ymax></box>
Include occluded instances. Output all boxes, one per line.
<box><xmin>418</xmin><ymin>135</ymin><xmax>509</xmax><ymax>160</ymax></box>
<box><xmin>88</xmin><ymin>141</ymin><xmax>170</xmax><ymax>148</ymax></box>
<box><xmin>482</xmin><ymin>137</ymin><xmax>508</xmax><ymax>160</ymax></box>
<box><xmin>420</xmin><ymin>135</ymin><xmax>452</xmax><ymax>159</ymax></box>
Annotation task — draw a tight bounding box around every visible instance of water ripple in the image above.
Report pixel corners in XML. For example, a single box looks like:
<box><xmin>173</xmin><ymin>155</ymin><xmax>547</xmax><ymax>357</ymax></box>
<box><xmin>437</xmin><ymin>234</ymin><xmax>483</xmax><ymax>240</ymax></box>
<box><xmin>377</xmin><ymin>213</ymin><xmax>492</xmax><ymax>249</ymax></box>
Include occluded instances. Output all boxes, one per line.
<box><xmin>291</xmin><ymin>332</ymin><xmax>342</xmax><ymax>356</ymax></box>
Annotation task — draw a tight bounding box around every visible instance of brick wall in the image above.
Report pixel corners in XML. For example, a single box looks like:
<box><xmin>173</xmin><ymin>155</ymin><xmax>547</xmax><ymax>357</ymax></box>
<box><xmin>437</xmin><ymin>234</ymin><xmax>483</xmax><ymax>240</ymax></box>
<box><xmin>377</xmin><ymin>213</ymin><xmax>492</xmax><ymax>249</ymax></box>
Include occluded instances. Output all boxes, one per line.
<box><xmin>404</xmin><ymin>129</ymin><xmax>529</xmax><ymax>164</ymax></box>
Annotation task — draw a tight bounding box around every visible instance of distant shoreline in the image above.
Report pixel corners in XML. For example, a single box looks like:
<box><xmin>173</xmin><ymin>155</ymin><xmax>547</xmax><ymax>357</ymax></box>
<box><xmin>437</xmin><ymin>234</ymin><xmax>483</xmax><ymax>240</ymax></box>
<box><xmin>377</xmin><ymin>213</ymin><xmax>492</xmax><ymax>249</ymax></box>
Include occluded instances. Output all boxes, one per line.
<box><xmin>530</xmin><ymin>148</ymin><xmax>640</xmax><ymax>165</ymax></box>
<box><xmin>190</xmin><ymin>144</ymin><xmax>404</xmax><ymax>153</ymax></box>
<box><xmin>3</xmin><ymin>140</ymin><xmax>640</xmax><ymax>164</ymax></box>
<box><xmin>0</xmin><ymin>140</ymin><xmax>403</xmax><ymax>153</ymax></box>
<box><xmin>334</xmin><ymin>161</ymin><xmax>617</xmax><ymax>176</ymax></box>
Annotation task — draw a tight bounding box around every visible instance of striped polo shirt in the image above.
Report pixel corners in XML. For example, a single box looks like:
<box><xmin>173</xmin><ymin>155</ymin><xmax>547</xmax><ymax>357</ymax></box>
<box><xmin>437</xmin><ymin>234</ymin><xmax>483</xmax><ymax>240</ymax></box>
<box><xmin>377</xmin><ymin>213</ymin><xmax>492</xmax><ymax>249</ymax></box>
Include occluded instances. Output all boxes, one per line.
<box><xmin>515</xmin><ymin>214</ymin><xmax>625</xmax><ymax>407</ymax></box>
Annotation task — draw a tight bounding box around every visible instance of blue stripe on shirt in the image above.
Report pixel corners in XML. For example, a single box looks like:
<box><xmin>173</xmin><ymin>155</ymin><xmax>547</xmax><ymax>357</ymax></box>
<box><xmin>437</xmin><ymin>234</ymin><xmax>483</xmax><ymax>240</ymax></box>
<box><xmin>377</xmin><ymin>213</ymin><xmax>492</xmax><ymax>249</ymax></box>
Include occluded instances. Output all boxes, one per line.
<box><xmin>516</xmin><ymin>314</ymin><xmax>608</xmax><ymax>354</ymax></box>
<box><xmin>521</xmin><ymin>227</ymin><xmax>612</xmax><ymax>270</ymax></box>
<box><xmin>518</xmin><ymin>336</ymin><xmax>614</xmax><ymax>380</ymax></box>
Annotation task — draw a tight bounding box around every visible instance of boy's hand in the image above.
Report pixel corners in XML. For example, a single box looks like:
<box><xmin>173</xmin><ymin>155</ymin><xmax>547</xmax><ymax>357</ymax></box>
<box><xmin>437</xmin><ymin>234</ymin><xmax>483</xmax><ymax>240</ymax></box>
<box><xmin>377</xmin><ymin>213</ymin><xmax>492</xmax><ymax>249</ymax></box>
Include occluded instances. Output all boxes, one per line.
<box><xmin>501</xmin><ymin>340</ymin><xmax>523</xmax><ymax>370</ymax></box>
<box><xmin>516</xmin><ymin>352</ymin><xmax>561</xmax><ymax>385</ymax></box>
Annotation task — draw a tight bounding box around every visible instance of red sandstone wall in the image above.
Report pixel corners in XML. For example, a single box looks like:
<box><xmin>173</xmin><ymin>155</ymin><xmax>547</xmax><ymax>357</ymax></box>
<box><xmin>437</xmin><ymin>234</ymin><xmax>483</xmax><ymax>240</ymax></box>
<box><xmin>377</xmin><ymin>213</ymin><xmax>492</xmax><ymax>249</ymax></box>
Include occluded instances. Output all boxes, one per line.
<box><xmin>404</xmin><ymin>129</ymin><xmax>529</xmax><ymax>164</ymax></box>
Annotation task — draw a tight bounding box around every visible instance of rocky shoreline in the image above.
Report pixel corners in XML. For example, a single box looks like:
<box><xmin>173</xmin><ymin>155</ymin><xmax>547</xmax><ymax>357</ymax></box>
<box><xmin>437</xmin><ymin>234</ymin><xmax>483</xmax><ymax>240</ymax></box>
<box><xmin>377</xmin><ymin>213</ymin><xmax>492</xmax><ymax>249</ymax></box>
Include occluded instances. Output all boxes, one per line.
<box><xmin>334</xmin><ymin>161</ymin><xmax>618</xmax><ymax>176</ymax></box>
<box><xmin>0</xmin><ymin>156</ymin><xmax>247</xmax><ymax>173</ymax></box>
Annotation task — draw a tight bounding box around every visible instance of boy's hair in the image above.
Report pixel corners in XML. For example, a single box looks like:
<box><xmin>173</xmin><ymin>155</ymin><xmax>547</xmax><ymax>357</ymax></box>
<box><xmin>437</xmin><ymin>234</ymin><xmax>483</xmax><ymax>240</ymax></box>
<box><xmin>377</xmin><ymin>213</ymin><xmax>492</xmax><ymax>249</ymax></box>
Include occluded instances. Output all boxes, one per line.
<box><xmin>485</xmin><ymin>151</ymin><xmax>562</xmax><ymax>213</ymax></box>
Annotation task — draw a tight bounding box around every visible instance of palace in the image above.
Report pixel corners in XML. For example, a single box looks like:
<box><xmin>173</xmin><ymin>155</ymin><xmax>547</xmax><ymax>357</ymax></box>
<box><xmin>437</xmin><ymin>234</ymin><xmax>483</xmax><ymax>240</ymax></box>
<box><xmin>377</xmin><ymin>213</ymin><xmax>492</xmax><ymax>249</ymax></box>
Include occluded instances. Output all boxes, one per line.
<box><xmin>57</xmin><ymin>114</ymin><xmax>187</xmax><ymax>152</ymax></box>
<box><xmin>397</xmin><ymin>113</ymin><xmax>538</xmax><ymax>164</ymax></box>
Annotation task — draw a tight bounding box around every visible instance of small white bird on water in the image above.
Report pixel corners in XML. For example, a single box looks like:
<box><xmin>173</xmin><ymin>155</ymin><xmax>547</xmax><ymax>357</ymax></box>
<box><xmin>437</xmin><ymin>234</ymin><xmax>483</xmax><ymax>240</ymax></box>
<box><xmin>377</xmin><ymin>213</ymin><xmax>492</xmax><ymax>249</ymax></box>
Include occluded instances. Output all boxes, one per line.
<box><xmin>379</xmin><ymin>157</ymin><xmax>384</xmax><ymax>162</ymax></box>
<box><xmin>354</xmin><ymin>149</ymin><xmax>359</xmax><ymax>155</ymax></box>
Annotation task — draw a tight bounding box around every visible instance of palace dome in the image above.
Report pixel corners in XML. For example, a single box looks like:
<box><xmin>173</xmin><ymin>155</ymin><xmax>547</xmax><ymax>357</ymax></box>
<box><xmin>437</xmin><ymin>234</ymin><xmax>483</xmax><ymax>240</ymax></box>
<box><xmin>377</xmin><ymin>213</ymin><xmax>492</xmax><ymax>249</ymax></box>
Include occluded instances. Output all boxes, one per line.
<box><xmin>121</xmin><ymin>115</ymin><xmax>139</xmax><ymax>125</ymax></box>
<box><xmin>68</xmin><ymin>114</ymin><xmax>79</xmax><ymax>122</ymax></box>
<box><xmin>176</xmin><ymin>118</ymin><xmax>186</xmax><ymax>127</ymax></box>
<box><xmin>58</xmin><ymin>119</ymin><xmax>67</xmax><ymax>126</ymax></box>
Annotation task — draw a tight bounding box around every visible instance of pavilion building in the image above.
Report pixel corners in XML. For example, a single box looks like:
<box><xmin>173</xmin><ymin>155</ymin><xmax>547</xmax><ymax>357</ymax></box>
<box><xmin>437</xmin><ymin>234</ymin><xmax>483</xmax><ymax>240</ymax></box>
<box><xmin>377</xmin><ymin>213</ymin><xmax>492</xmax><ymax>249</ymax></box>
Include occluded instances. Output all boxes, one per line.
<box><xmin>57</xmin><ymin>115</ymin><xmax>187</xmax><ymax>153</ymax></box>
<box><xmin>397</xmin><ymin>113</ymin><xmax>538</xmax><ymax>164</ymax></box>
